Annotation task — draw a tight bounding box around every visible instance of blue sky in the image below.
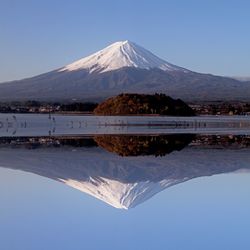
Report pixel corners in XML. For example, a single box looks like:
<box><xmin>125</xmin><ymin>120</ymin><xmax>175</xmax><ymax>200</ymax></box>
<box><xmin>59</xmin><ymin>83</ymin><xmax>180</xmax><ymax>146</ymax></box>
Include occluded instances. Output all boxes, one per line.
<box><xmin>0</xmin><ymin>0</ymin><xmax>249</xmax><ymax>82</ymax></box>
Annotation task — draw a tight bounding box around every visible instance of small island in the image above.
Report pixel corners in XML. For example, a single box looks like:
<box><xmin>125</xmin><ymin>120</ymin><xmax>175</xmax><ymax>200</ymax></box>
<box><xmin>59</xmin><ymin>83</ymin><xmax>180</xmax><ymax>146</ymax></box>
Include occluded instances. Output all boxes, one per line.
<box><xmin>93</xmin><ymin>93</ymin><xmax>195</xmax><ymax>116</ymax></box>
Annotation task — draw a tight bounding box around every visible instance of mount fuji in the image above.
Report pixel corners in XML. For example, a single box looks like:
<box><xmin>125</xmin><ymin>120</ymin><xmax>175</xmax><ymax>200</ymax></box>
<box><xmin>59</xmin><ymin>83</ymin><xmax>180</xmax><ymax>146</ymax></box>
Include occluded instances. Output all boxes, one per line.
<box><xmin>0</xmin><ymin>40</ymin><xmax>249</xmax><ymax>102</ymax></box>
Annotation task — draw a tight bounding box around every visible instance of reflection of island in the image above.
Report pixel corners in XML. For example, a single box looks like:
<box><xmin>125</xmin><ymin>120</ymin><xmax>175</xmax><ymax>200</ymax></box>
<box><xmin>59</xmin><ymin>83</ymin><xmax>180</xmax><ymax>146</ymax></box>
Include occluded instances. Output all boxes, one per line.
<box><xmin>94</xmin><ymin>134</ymin><xmax>194</xmax><ymax>156</ymax></box>
<box><xmin>0</xmin><ymin>134</ymin><xmax>194</xmax><ymax>156</ymax></box>
<box><xmin>1</xmin><ymin>135</ymin><xmax>250</xmax><ymax>209</ymax></box>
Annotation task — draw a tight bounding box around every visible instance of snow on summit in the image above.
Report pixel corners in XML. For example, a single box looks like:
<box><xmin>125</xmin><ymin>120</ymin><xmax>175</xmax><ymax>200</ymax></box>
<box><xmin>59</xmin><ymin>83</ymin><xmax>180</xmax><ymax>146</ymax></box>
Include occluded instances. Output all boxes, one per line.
<box><xmin>59</xmin><ymin>40</ymin><xmax>188</xmax><ymax>73</ymax></box>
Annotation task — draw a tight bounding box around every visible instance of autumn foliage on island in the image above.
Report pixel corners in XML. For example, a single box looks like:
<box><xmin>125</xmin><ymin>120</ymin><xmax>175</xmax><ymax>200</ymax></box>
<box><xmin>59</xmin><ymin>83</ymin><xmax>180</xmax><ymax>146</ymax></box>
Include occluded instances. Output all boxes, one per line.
<box><xmin>93</xmin><ymin>93</ymin><xmax>195</xmax><ymax>116</ymax></box>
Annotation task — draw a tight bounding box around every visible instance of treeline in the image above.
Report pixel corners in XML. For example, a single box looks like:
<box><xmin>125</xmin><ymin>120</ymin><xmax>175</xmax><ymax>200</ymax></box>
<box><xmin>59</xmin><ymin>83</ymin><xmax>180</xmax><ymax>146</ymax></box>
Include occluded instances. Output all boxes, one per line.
<box><xmin>0</xmin><ymin>101</ymin><xmax>98</xmax><ymax>113</ymax></box>
<box><xmin>192</xmin><ymin>102</ymin><xmax>250</xmax><ymax>115</ymax></box>
<box><xmin>60</xmin><ymin>102</ymin><xmax>98</xmax><ymax>112</ymax></box>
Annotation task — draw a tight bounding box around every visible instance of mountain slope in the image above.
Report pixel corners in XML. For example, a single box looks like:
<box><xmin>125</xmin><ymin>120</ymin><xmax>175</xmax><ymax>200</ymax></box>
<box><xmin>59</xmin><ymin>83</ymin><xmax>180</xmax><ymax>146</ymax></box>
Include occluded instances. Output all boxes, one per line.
<box><xmin>0</xmin><ymin>40</ymin><xmax>249</xmax><ymax>102</ymax></box>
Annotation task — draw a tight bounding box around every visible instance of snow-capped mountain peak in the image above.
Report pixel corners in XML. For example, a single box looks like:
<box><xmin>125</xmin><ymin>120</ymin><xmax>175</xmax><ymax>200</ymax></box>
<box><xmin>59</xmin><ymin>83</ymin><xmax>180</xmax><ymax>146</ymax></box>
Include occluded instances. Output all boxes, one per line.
<box><xmin>59</xmin><ymin>40</ymin><xmax>188</xmax><ymax>73</ymax></box>
<box><xmin>0</xmin><ymin>40</ymin><xmax>246</xmax><ymax>102</ymax></box>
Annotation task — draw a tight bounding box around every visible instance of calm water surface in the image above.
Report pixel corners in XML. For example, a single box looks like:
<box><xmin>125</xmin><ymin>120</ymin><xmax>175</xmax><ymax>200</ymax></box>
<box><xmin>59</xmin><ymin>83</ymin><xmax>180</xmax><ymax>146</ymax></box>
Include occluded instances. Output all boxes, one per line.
<box><xmin>0</xmin><ymin>115</ymin><xmax>250</xmax><ymax>250</ymax></box>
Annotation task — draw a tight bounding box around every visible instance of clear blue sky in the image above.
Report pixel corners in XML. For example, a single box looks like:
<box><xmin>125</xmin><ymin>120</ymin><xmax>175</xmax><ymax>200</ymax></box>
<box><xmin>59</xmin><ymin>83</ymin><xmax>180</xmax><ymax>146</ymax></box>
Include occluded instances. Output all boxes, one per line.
<box><xmin>0</xmin><ymin>0</ymin><xmax>249</xmax><ymax>82</ymax></box>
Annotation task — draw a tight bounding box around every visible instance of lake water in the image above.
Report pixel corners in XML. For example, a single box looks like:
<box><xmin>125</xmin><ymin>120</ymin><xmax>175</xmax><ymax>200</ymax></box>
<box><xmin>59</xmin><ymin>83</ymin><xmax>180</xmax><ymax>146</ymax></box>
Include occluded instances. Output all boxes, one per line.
<box><xmin>0</xmin><ymin>114</ymin><xmax>250</xmax><ymax>250</ymax></box>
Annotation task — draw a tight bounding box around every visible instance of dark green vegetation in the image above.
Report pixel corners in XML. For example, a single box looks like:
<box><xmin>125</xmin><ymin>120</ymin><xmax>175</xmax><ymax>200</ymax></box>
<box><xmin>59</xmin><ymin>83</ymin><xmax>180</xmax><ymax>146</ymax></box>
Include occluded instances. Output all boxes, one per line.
<box><xmin>94</xmin><ymin>93</ymin><xmax>195</xmax><ymax>116</ymax></box>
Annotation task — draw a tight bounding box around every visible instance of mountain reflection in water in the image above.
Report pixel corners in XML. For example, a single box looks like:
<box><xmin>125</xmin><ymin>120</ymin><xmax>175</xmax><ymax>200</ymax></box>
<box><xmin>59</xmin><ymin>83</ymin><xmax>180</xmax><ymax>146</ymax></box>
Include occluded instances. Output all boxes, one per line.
<box><xmin>0</xmin><ymin>134</ymin><xmax>250</xmax><ymax>209</ymax></box>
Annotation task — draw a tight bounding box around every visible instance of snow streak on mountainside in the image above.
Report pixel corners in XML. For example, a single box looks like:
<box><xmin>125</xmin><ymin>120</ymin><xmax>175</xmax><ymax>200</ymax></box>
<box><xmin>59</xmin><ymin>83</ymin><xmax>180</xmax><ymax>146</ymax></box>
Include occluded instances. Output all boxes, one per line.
<box><xmin>59</xmin><ymin>40</ymin><xmax>189</xmax><ymax>74</ymax></box>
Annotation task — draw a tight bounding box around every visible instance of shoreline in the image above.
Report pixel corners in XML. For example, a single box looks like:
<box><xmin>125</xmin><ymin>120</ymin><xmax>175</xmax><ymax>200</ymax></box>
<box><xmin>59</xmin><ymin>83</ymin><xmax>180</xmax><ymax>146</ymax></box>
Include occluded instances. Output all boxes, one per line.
<box><xmin>1</xmin><ymin>113</ymin><xmax>250</xmax><ymax>137</ymax></box>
